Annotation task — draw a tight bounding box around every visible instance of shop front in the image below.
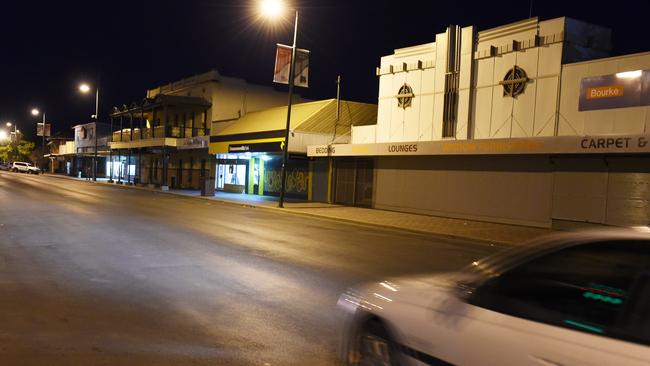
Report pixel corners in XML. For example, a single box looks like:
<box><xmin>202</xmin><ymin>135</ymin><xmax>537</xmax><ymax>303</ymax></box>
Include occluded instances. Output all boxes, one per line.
<box><xmin>209</xmin><ymin>99</ymin><xmax>377</xmax><ymax>201</ymax></box>
<box><xmin>214</xmin><ymin>141</ymin><xmax>310</xmax><ymax>199</ymax></box>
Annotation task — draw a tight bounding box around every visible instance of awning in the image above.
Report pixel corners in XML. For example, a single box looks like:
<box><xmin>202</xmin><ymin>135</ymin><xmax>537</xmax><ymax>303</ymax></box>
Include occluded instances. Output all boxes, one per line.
<box><xmin>209</xmin><ymin>99</ymin><xmax>377</xmax><ymax>154</ymax></box>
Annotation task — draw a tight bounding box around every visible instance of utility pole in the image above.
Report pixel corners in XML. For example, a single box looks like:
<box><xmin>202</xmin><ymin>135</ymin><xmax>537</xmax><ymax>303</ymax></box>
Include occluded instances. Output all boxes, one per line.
<box><xmin>93</xmin><ymin>87</ymin><xmax>99</xmax><ymax>181</ymax></box>
<box><xmin>42</xmin><ymin>113</ymin><xmax>46</xmax><ymax>169</ymax></box>
<box><xmin>278</xmin><ymin>9</ymin><xmax>299</xmax><ymax>208</ymax></box>
<box><xmin>336</xmin><ymin>75</ymin><xmax>341</xmax><ymax>121</ymax></box>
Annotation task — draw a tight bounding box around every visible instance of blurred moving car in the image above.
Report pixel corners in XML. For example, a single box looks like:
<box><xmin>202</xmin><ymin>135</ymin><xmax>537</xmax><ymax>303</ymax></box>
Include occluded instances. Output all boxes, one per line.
<box><xmin>0</xmin><ymin>162</ymin><xmax>9</xmax><ymax>171</ymax></box>
<box><xmin>11</xmin><ymin>162</ymin><xmax>41</xmax><ymax>174</ymax></box>
<box><xmin>338</xmin><ymin>228</ymin><xmax>650</xmax><ymax>365</ymax></box>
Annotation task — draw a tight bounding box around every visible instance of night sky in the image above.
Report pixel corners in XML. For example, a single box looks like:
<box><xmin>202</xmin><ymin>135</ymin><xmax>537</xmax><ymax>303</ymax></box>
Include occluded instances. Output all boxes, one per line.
<box><xmin>2</xmin><ymin>0</ymin><xmax>649</xmax><ymax>141</ymax></box>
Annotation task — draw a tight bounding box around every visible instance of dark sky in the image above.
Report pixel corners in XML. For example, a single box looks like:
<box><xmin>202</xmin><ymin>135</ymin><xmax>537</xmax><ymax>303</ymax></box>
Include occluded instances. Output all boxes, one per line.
<box><xmin>1</xmin><ymin>0</ymin><xmax>649</xmax><ymax>140</ymax></box>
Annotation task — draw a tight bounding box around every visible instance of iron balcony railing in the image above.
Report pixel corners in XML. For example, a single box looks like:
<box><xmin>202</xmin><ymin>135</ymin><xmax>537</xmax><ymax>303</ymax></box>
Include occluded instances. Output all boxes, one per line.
<box><xmin>111</xmin><ymin>126</ymin><xmax>208</xmax><ymax>142</ymax></box>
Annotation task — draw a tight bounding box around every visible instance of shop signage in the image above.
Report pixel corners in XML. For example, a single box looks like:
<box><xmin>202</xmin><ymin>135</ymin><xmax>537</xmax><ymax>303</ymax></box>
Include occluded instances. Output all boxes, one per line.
<box><xmin>308</xmin><ymin>134</ymin><xmax>650</xmax><ymax>157</ymax></box>
<box><xmin>178</xmin><ymin>136</ymin><xmax>208</xmax><ymax>150</ymax></box>
<box><xmin>579</xmin><ymin>70</ymin><xmax>650</xmax><ymax>111</ymax></box>
<box><xmin>228</xmin><ymin>141</ymin><xmax>283</xmax><ymax>153</ymax></box>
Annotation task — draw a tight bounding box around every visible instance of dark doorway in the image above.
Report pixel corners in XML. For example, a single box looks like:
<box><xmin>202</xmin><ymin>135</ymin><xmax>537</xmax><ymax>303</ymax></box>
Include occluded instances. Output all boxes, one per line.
<box><xmin>334</xmin><ymin>158</ymin><xmax>374</xmax><ymax>207</ymax></box>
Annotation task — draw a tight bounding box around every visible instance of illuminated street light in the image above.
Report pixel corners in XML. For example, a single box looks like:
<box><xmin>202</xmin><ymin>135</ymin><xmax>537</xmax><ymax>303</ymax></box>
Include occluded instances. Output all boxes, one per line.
<box><xmin>31</xmin><ymin>108</ymin><xmax>47</xmax><ymax>170</ymax></box>
<box><xmin>3</xmin><ymin>125</ymin><xmax>15</xmax><ymax>162</ymax></box>
<box><xmin>260</xmin><ymin>0</ymin><xmax>284</xmax><ymax>18</ymax></box>
<box><xmin>78</xmin><ymin>83</ymin><xmax>100</xmax><ymax>181</ymax></box>
<box><xmin>259</xmin><ymin>0</ymin><xmax>298</xmax><ymax>208</ymax></box>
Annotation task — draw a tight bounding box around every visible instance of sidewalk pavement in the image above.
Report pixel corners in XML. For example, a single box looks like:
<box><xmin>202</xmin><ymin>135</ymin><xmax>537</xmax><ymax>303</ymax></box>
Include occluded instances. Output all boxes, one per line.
<box><xmin>45</xmin><ymin>174</ymin><xmax>552</xmax><ymax>245</ymax></box>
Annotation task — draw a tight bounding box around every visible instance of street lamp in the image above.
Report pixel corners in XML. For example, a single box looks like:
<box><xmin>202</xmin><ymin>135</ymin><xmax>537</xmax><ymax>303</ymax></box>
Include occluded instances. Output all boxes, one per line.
<box><xmin>79</xmin><ymin>83</ymin><xmax>100</xmax><ymax>181</ymax></box>
<box><xmin>260</xmin><ymin>0</ymin><xmax>283</xmax><ymax>17</ymax></box>
<box><xmin>31</xmin><ymin>108</ymin><xmax>47</xmax><ymax>169</ymax></box>
<box><xmin>6</xmin><ymin>122</ymin><xmax>18</xmax><ymax>162</ymax></box>
<box><xmin>5</xmin><ymin>122</ymin><xmax>17</xmax><ymax>142</ymax></box>
<box><xmin>260</xmin><ymin>0</ymin><xmax>298</xmax><ymax>208</ymax></box>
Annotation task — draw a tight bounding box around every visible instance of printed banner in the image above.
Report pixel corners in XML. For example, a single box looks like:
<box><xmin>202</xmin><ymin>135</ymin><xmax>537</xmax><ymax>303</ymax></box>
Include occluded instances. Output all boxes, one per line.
<box><xmin>579</xmin><ymin>70</ymin><xmax>650</xmax><ymax>111</ymax></box>
<box><xmin>273</xmin><ymin>44</ymin><xmax>309</xmax><ymax>88</ymax></box>
<box><xmin>37</xmin><ymin>123</ymin><xmax>51</xmax><ymax>137</ymax></box>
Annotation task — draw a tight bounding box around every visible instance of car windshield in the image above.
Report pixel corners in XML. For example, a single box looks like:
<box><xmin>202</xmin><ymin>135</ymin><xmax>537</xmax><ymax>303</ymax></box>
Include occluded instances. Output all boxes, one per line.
<box><xmin>458</xmin><ymin>234</ymin><xmax>573</xmax><ymax>286</ymax></box>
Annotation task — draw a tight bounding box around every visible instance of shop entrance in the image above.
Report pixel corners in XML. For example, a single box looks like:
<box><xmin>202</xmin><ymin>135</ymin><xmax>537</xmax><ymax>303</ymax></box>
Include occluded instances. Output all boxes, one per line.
<box><xmin>251</xmin><ymin>158</ymin><xmax>261</xmax><ymax>194</ymax></box>
<box><xmin>334</xmin><ymin>158</ymin><xmax>374</xmax><ymax>207</ymax></box>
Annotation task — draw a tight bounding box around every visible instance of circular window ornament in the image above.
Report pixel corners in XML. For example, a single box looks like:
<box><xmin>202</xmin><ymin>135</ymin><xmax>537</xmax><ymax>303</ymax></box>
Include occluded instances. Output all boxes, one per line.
<box><xmin>397</xmin><ymin>83</ymin><xmax>414</xmax><ymax>109</ymax></box>
<box><xmin>500</xmin><ymin>65</ymin><xmax>529</xmax><ymax>98</ymax></box>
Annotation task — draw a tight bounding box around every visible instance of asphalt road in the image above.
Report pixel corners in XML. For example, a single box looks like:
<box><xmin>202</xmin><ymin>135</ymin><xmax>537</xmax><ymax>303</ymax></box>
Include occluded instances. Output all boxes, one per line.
<box><xmin>0</xmin><ymin>171</ymin><xmax>501</xmax><ymax>365</ymax></box>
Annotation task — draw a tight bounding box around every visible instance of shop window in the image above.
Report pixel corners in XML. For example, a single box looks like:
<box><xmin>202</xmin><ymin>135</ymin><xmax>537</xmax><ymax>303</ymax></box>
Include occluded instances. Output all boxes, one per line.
<box><xmin>226</xmin><ymin>164</ymin><xmax>246</xmax><ymax>185</ymax></box>
<box><xmin>471</xmin><ymin>240</ymin><xmax>650</xmax><ymax>344</ymax></box>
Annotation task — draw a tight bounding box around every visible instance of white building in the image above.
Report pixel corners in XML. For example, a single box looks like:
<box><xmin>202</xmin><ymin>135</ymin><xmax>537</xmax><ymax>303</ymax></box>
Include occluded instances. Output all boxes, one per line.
<box><xmin>309</xmin><ymin>17</ymin><xmax>650</xmax><ymax>228</ymax></box>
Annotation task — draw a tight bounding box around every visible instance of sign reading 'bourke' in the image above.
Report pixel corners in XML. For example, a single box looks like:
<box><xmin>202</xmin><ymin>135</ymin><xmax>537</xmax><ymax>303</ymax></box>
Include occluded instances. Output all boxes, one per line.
<box><xmin>579</xmin><ymin>70</ymin><xmax>650</xmax><ymax>111</ymax></box>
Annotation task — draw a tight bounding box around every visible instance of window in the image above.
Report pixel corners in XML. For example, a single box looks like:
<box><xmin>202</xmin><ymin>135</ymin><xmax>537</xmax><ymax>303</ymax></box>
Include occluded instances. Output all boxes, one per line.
<box><xmin>470</xmin><ymin>241</ymin><xmax>650</xmax><ymax>344</ymax></box>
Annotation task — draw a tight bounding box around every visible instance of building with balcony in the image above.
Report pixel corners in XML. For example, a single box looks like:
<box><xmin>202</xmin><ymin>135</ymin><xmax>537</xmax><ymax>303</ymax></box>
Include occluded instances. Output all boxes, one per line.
<box><xmin>109</xmin><ymin>70</ymin><xmax>308</xmax><ymax>189</ymax></box>
<box><xmin>45</xmin><ymin>136</ymin><xmax>73</xmax><ymax>174</ymax></box>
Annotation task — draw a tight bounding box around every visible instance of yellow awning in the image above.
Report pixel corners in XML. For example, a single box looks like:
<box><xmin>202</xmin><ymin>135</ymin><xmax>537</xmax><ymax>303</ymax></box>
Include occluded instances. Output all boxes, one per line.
<box><xmin>209</xmin><ymin>99</ymin><xmax>377</xmax><ymax>154</ymax></box>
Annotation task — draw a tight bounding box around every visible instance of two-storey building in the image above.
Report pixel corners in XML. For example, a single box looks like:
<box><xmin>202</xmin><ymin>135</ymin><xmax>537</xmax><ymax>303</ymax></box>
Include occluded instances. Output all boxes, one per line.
<box><xmin>109</xmin><ymin>70</ymin><xmax>307</xmax><ymax>189</ymax></box>
<box><xmin>309</xmin><ymin>16</ymin><xmax>650</xmax><ymax>229</ymax></box>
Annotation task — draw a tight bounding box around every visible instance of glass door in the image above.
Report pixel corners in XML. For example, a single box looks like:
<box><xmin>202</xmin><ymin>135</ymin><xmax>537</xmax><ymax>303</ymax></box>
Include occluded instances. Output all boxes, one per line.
<box><xmin>217</xmin><ymin>164</ymin><xmax>226</xmax><ymax>190</ymax></box>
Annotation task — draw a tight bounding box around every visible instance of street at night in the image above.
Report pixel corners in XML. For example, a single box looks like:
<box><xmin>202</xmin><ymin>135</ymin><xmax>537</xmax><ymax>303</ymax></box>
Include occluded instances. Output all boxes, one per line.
<box><xmin>4</xmin><ymin>0</ymin><xmax>650</xmax><ymax>364</ymax></box>
<box><xmin>0</xmin><ymin>172</ymin><xmax>497</xmax><ymax>365</ymax></box>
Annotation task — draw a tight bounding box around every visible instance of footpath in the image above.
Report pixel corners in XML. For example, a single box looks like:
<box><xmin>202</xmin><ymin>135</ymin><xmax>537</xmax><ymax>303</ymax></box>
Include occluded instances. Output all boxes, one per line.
<box><xmin>46</xmin><ymin>174</ymin><xmax>552</xmax><ymax>245</ymax></box>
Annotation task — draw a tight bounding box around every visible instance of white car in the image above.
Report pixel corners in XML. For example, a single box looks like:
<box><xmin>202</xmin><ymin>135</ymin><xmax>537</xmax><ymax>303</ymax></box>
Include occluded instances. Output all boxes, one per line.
<box><xmin>338</xmin><ymin>228</ymin><xmax>650</xmax><ymax>366</ymax></box>
<box><xmin>11</xmin><ymin>162</ymin><xmax>41</xmax><ymax>174</ymax></box>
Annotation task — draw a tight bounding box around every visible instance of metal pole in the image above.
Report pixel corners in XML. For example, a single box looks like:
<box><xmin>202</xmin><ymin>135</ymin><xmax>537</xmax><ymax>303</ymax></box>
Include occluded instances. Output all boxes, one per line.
<box><xmin>108</xmin><ymin>116</ymin><xmax>114</xmax><ymax>183</ymax></box>
<box><xmin>11</xmin><ymin>124</ymin><xmax>17</xmax><ymax>162</ymax></box>
<box><xmin>93</xmin><ymin>87</ymin><xmax>99</xmax><ymax>181</ymax></box>
<box><xmin>336</xmin><ymin>75</ymin><xmax>341</xmax><ymax>121</ymax></box>
<box><xmin>42</xmin><ymin>113</ymin><xmax>45</xmax><ymax>171</ymax></box>
<box><xmin>278</xmin><ymin>9</ymin><xmax>298</xmax><ymax>208</ymax></box>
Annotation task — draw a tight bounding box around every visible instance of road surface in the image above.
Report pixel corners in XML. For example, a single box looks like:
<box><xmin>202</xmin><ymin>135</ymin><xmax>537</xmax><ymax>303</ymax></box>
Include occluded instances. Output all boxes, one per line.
<box><xmin>0</xmin><ymin>171</ymin><xmax>501</xmax><ymax>365</ymax></box>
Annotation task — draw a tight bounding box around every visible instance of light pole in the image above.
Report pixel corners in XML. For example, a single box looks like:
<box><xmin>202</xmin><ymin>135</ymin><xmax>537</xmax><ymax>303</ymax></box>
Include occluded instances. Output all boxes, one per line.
<box><xmin>80</xmin><ymin>83</ymin><xmax>100</xmax><ymax>181</ymax></box>
<box><xmin>5</xmin><ymin>122</ymin><xmax>17</xmax><ymax>162</ymax></box>
<box><xmin>31</xmin><ymin>109</ymin><xmax>47</xmax><ymax>169</ymax></box>
<box><xmin>260</xmin><ymin>0</ymin><xmax>298</xmax><ymax>208</ymax></box>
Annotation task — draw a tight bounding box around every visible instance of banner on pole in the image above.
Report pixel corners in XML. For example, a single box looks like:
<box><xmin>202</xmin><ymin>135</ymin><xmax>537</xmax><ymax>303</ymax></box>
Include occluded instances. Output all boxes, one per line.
<box><xmin>273</xmin><ymin>44</ymin><xmax>309</xmax><ymax>88</ymax></box>
<box><xmin>37</xmin><ymin>123</ymin><xmax>51</xmax><ymax>137</ymax></box>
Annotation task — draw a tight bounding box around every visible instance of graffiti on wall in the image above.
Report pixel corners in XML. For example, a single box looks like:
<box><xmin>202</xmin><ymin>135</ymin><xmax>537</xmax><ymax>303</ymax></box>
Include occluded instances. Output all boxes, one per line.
<box><xmin>263</xmin><ymin>158</ymin><xmax>309</xmax><ymax>197</ymax></box>
<box><xmin>265</xmin><ymin>169</ymin><xmax>308</xmax><ymax>193</ymax></box>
